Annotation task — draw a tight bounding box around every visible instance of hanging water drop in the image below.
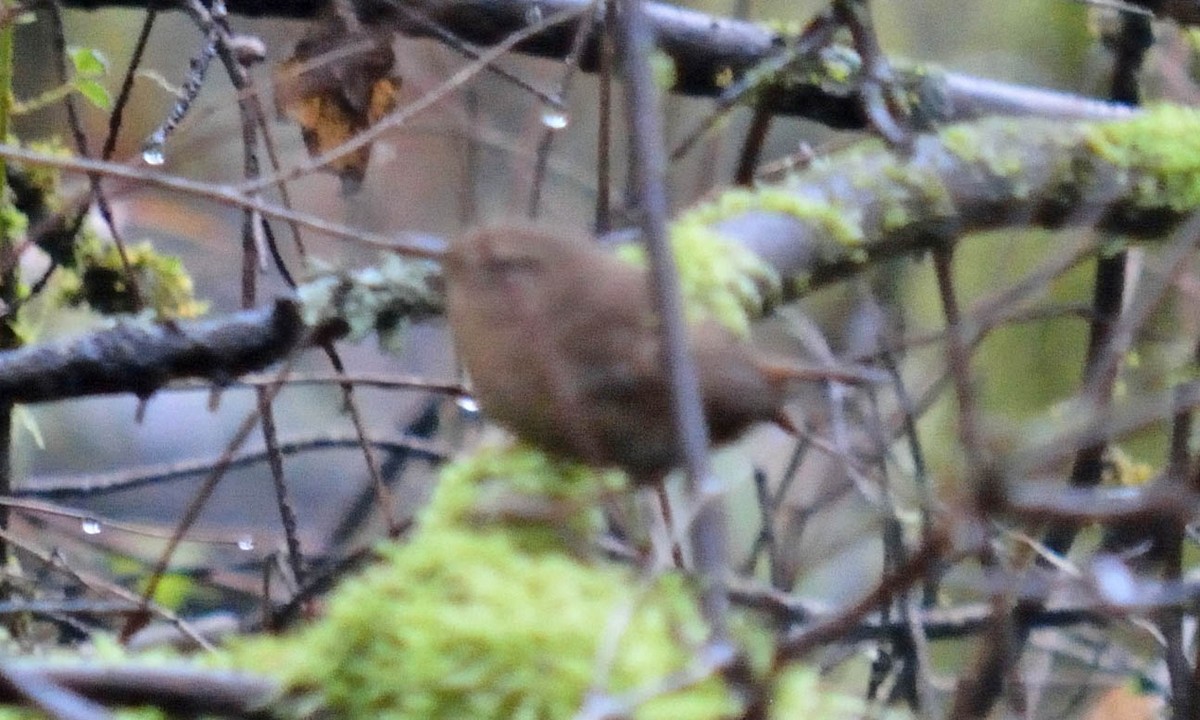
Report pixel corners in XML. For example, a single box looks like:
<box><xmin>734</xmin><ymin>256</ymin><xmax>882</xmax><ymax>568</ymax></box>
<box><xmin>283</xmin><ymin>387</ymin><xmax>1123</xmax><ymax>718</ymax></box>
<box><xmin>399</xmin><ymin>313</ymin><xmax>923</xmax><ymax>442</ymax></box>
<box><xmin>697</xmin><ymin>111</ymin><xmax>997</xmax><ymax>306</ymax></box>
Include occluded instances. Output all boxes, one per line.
<box><xmin>81</xmin><ymin>518</ymin><xmax>102</xmax><ymax>535</ymax></box>
<box><xmin>524</xmin><ymin>4</ymin><xmax>543</xmax><ymax>24</ymax></box>
<box><xmin>540</xmin><ymin>109</ymin><xmax>569</xmax><ymax>130</ymax></box>
<box><xmin>456</xmin><ymin>395</ymin><xmax>480</xmax><ymax>415</ymax></box>
<box><xmin>141</xmin><ymin>129</ymin><xmax>167</xmax><ymax>166</ymax></box>
<box><xmin>236</xmin><ymin>535</ymin><xmax>255</xmax><ymax>551</ymax></box>
<box><xmin>141</xmin><ymin>141</ymin><xmax>165</xmax><ymax>166</ymax></box>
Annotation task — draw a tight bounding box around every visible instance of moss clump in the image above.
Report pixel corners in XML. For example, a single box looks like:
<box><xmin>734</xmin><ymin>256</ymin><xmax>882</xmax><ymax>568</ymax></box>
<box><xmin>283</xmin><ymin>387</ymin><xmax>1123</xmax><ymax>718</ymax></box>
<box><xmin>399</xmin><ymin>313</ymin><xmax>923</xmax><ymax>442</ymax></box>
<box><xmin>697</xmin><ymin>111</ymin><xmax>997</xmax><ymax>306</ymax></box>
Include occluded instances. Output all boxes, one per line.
<box><xmin>20</xmin><ymin>140</ymin><xmax>71</xmax><ymax>201</ymax></box>
<box><xmin>1104</xmin><ymin>446</ymin><xmax>1156</xmax><ymax>487</ymax></box>
<box><xmin>684</xmin><ymin>187</ymin><xmax>864</xmax><ymax>249</ymax></box>
<box><xmin>229</xmin><ymin>448</ymin><xmax>741</xmax><ymax>720</ymax></box>
<box><xmin>420</xmin><ymin>443</ymin><xmax>625</xmax><ymax>551</ymax></box>
<box><xmin>0</xmin><ymin>202</ymin><xmax>27</xmax><ymax>243</ymax></box>
<box><xmin>234</xmin><ymin>530</ymin><xmax>739</xmax><ymax>720</ymax></box>
<box><xmin>617</xmin><ymin>217</ymin><xmax>783</xmax><ymax>336</ymax></box>
<box><xmin>1085</xmin><ymin>104</ymin><xmax>1200</xmax><ymax>211</ymax></box>
<box><xmin>614</xmin><ymin>181</ymin><xmax>880</xmax><ymax>334</ymax></box>
<box><xmin>628</xmin><ymin>185</ymin><xmax>869</xmax><ymax>329</ymax></box>
<box><xmin>58</xmin><ymin>236</ymin><xmax>207</xmax><ymax>319</ymax></box>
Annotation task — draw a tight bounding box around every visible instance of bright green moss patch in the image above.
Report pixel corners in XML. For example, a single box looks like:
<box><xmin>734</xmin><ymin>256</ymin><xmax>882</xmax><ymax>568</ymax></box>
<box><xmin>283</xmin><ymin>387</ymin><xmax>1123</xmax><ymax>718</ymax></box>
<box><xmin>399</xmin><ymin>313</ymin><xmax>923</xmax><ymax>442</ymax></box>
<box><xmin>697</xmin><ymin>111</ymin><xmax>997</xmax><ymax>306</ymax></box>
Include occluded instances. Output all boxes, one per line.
<box><xmin>1086</xmin><ymin>104</ymin><xmax>1200</xmax><ymax>211</ymax></box>
<box><xmin>231</xmin><ymin>529</ymin><xmax>738</xmax><ymax>720</ymax></box>
<box><xmin>938</xmin><ymin>125</ymin><xmax>978</xmax><ymax>164</ymax></box>
<box><xmin>225</xmin><ymin>450</ymin><xmax>747</xmax><ymax>720</ymax></box>
<box><xmin>618</xmin><ymin>214</ymin><xmax>783</xmax><ymax>336</ymax></box>
<box><xmin>620</xmin><ymin>183</ymin><xmax>872</xmax><ymax>333</ymax></box>
<box><xmin>58</xmin><ymin>237</ymin><xmax>207</xmax><ymax>319</ymax></box>
<box><xmin>685</xmin><ymin>187</ymin><xmax>864</xmax><ymax>248</ymax></box>
<box><xmin>421</xmin><ymin>444</ymin><xmax>625</xmax><ymax>549</ymax></box>
<box><xmin>0</xmin><ymin>203</ymin><xmax>27</xmax><ymax>243</ymax></box>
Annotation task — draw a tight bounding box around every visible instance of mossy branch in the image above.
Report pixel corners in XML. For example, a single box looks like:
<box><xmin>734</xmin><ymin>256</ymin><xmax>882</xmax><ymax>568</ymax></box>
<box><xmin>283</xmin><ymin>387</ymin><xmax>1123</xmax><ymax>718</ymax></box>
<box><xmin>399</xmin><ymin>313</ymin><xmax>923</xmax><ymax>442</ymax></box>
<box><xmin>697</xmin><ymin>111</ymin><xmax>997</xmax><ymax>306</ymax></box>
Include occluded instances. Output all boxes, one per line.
<box><xmin>4</xmin><ymin>108</ymin><xmax>1200</xmax><ymax>403</ymax></box>
<box><xmin>693</xmin><ymin>105</ymin><xmax>1200</xmax><ymax>310</ymax></box>
<box><xmin>48</xmin><ymin>0</ymin><xmax>1160</xmax><ymax>129</ymax></box>
<box><xmin>0</xmin><ymin>257</ymin><xmax>444</xmax><ymax>404</ymax></box>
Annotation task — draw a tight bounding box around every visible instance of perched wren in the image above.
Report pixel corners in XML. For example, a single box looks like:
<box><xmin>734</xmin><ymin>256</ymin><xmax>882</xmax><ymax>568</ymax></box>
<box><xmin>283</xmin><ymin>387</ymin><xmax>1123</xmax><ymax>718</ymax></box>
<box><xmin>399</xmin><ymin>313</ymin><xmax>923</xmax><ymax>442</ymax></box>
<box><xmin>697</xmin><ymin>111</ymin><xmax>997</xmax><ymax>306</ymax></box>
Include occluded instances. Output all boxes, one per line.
<box><xmin>443</xmin><ymin>224</ymin><xmax>863</xmax><ymax>481</ymax></box>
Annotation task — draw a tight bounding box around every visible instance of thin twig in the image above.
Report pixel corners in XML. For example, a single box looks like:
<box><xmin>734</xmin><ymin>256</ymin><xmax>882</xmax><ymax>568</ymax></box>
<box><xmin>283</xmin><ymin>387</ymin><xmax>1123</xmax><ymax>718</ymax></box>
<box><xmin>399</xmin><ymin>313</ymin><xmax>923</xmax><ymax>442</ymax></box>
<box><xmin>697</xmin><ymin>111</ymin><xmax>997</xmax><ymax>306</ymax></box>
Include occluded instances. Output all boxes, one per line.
<box><xmin>119</xmin><ymin>349</ymin><xmax>302</xmax><ymax>641</ymax></box>
<box><xmin>0</xmin><ymin>143</ymin><xmax>444</xmax><ymax>257</ymax></box>
<box><xmin>614</xmin><ymin>0</ymin><xmax>730</xmax><ymax>642</ymax></box>
<box><xmin>527</xmin><ymin>0</ymin><xmax>599</xmax><ymax>217</ymax></box>
<box><xmin>16</xmin><ymin>431</ymin><xmax>445</xmax><ymax>499</ymax></box>
<box><xmin>0</xmin><ymin>528</ymin><xmax>212</xmax><ymax>650</ymax></box>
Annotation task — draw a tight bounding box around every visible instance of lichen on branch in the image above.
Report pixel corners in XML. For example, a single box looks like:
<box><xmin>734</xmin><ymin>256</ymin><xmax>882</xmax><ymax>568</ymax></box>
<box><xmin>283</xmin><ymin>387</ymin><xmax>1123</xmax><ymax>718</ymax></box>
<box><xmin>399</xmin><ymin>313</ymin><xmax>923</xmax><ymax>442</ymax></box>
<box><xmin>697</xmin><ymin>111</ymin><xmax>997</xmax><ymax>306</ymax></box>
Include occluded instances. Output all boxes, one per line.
<box><xmin>3</xmin><ymin>108</ymin><xmax>1200</xmax><ymax>404</ymax></box>
<box><xmin>695</xmin><ymin>104</ymin><xmax>1200</xmax><ymax>303</ymax></box>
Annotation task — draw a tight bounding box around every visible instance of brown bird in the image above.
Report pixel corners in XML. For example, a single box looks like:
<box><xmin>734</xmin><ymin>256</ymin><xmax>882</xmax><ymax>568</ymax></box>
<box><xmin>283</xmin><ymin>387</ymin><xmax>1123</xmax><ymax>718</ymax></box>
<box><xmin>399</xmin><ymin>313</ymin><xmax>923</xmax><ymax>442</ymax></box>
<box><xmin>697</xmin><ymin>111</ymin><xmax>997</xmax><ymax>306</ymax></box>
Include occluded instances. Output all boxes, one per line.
<box><xmin>442</xmin><ymin>223</ymin><xmax>866</xmax><ymax>481</ymax></box>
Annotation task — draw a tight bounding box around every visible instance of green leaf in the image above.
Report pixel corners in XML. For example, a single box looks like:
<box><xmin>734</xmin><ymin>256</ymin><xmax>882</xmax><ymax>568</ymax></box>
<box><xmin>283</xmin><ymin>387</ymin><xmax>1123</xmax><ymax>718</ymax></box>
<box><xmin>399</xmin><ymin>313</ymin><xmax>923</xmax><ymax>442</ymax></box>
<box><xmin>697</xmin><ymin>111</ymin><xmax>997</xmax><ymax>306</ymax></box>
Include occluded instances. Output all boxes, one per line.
<box><xmin>74</xmin><ymin>78</ymin><xmax>112</xmax><ymax>110</ymax></box>
<box><xmin>68</xmin><ymin>46</ymin><xmax>108</xmax><ymax>78</ymax></box>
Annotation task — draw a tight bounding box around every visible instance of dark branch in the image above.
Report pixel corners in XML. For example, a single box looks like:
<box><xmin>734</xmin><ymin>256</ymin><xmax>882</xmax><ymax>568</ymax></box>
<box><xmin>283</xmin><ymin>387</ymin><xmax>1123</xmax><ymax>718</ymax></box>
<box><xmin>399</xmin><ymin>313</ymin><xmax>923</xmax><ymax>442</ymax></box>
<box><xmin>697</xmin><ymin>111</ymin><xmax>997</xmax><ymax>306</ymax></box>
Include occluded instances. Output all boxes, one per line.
<box><xmin>0</xmin><ymin>300</ymin><xmax>311</xmax><ymax>403</ymax></box>
<box><xmin>58</xmin><ymin>0</ymin><xmax>1133</xmax><ymax>129</ymax></box>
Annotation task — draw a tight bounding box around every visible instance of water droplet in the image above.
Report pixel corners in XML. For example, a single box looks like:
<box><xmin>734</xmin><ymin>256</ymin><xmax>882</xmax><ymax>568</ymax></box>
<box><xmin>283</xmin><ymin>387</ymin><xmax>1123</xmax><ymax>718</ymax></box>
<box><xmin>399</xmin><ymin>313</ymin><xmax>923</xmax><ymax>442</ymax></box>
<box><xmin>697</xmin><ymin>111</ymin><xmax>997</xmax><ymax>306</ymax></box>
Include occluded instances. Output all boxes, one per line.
<box><xmin>141</xmin><ymin>141</ymin><xmax>165</xmax><ymax>166</ymax></box>
<box><xmin>540</xmin><ymin>109</ymin><xmax>569</xmax><ymax>130</ymax></box>
<box><xmin>524</xmin><ymin>4</ymin><xmax>543</xmax><ymax>24</ymax></box>
<box><xmin>236</xmin><ymin>535</ymin><xmax>255</xmax><ymax>551</ymax></box>
<box><xmin>141</xmin><ymin>127</ymin><xmax>167</xmax><ymax>165</ymax></box>
<box><xmin>81</xmin><ymin>518</ymin><xmax>102</xmax><ymax>535</ymax></box>
<box><xmin>456</xmin><ymin>396</ymin><xmax>480</xmax><ymax>414</ymax></box>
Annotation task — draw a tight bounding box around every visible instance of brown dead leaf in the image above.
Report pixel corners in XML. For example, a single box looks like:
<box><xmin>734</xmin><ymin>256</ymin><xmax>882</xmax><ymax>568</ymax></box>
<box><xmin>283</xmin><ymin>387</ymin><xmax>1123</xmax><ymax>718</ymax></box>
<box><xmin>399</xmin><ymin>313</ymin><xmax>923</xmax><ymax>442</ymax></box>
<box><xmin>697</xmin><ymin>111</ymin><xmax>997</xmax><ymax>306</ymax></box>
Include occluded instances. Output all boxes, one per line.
<box><xmin>275</xmin><ymin>15</ymin><xmax>400</xmax><ymax>193</ymax></box>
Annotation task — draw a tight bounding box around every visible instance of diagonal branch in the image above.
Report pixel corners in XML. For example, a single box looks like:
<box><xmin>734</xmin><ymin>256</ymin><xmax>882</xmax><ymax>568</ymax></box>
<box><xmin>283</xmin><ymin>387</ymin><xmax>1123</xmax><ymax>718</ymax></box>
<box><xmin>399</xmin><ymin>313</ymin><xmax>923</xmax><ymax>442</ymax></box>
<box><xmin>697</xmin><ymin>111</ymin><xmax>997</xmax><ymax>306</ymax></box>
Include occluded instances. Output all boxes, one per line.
<box><xmin>3</xmin><ymin>110</ymin><xmax>1200</xmax><ymax>405</ymax></box>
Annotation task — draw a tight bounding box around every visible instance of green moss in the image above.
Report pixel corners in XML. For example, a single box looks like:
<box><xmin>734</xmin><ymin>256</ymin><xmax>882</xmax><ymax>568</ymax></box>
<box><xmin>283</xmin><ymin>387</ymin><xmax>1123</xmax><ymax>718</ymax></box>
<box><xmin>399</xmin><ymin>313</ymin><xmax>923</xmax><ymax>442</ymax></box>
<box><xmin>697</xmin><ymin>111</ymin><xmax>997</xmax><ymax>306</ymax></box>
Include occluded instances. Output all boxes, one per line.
<box><xmin>938</xmin><ymin>121</ymin><xmax>1029</xmax><ymax>187</ymax></box>
<box><xmin>1085</xmin><ymin>104</ymin><xmax>1200</xmax><ymax>211</ymax></box>
<box><xmin>876</xmin><ymin>164</ymin><xmax>953</xmax><ymax>236</ymax></box>
<box><xmin>817</xmin><ymin>45</ymin><xmax>858</xmax><ymax>85</ymax></box>
<box><xmin>231</xmin><ymin>527</ymin><xmax>738</xmax><ymax>720</ymax></box>
<box><xmin>653</xmin><ymin>185</ymin><xmax>871</xmax><ymax>317</ymax></box>
<box><xmin>756</xmin><ymin>18</ymin><xmax>805</xmax><ymax>38</ymax></box>
<box><xmin>1104</xmin><ymin>446</ymin><xmax>1156</xmax><ymax>487</ymax></box>
<box><xmin>22</xmin><ymin>140</ymin><xmax>70</xmax><ymax>200</ymax></box>
<box><xmin>421</xmin><ymin>444</ymin><xmax>624</xmax><ymax>550</ymax></box>
<box><xmin>0</xmin><ymin>203</ymin><xmax>27</xmax><ymax>243</ymax></box>
<box><xmin>939</xmin><ymin>125</ymin><xmax>978</xmax><ymax>163</ymax></box>
<box><xmin>617</xmin><ymin>213</ymin><xmax>783</xmax><ymax>336</ymax></box>
<box><xmin>879</xmin><ymin>196</ymin><xmax>909</xmax><ymax>231</ymax></box>
<box><xmin>222</xmin><ymin>447</ymin><xmax>764</xmax><ymax>720</ymax></box>
<box><xmin>57</xmin><ymin>237</ymin><xmax>206</xmax><ymax>319</ymax></box>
